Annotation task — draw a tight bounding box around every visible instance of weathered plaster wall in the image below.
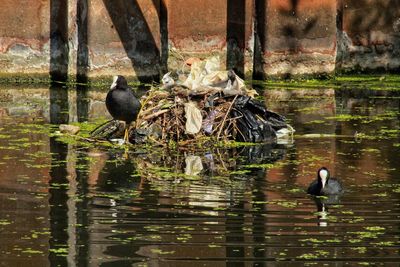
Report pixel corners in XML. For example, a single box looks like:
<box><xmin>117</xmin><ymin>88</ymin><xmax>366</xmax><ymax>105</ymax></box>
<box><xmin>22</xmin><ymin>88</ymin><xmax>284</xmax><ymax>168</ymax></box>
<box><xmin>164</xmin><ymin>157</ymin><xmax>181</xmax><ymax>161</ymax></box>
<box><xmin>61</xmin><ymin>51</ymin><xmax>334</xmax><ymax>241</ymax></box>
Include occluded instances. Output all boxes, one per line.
<box><xmin>0</xmin><ymin>0</ymin><xmax>399</xmax><ymax>80</ymax></box>
<box><xmin>87</xmin><ymin>0</ymin><xmax>161</xmax><ymax>80</ymax></box>
<box><xmin>165</xmin><ymin>0</ymin><xmax>254</xmax><ymax>77</ymax></box>
<box><xmin>0</xmin><ymin>0</ymin><xmax>50</xmax><ymax>75</ymax></box>
<box><xmin>338</xmin><ymin>0</ymin><xmax>400</xmax><ymax>72</ymax></box>
<box><xmin>259</xmin><ymin>0</ymin><xmax>338</xmax><ymax>77</ymax></box>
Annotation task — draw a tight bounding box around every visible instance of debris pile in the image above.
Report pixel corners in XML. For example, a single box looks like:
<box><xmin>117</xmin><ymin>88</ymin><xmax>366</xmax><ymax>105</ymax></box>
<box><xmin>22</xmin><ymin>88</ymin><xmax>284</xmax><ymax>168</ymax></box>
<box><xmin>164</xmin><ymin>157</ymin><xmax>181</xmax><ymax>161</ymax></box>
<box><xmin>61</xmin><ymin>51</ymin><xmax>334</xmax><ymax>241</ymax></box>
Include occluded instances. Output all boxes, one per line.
<box><xmin>91</xmin><ymin>57</ymin><xmax>294</xmax><ymax>145</ymax></box>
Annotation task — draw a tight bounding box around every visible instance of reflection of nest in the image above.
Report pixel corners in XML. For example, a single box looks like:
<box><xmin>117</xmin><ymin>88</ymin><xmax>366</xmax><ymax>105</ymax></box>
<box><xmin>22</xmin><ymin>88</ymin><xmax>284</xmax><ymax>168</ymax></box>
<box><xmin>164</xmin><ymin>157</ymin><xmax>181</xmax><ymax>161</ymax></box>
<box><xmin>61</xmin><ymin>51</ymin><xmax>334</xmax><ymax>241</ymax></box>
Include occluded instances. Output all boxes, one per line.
<box><xmin>91</xmin><ymin>88</ymin><xmax>292</xmax><ymax>146</ymax></box>
<box><xmin>132</xmin><ymin>143</ymin><xmax>288</xmax><ymax>182</ymax></box>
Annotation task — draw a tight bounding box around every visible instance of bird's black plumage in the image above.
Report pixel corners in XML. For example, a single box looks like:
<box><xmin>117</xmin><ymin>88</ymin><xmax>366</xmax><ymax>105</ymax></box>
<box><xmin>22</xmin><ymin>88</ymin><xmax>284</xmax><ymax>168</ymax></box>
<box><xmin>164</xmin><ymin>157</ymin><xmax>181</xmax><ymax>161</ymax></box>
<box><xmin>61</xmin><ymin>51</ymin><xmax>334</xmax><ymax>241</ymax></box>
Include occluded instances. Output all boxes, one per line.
<box><xmin>106</xmin><ymin>75</ymin><xmax>141</xmax><ymax>142</ymax></box>
<box><xmin>307</xmin><ymin>167</ymin><xmax>343</xmax><ymax>195</ymax></box>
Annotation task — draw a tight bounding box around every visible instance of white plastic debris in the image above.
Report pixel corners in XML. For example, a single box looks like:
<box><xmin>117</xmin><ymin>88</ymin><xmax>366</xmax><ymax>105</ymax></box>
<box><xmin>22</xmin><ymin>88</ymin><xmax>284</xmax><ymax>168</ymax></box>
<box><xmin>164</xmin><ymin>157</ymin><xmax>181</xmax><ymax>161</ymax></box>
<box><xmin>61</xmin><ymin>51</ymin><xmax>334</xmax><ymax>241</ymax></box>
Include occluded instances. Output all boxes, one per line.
<box><xmin>184</xmin><ymin>155</ymin><xmax>203</xmax><ymax>176</ymax></box>
<box><xmin>184</xmin><ymin>101</ymin><xmax>202</xmax><ymax>134</ymax></box>
<box><xmin>276</xmin><ymin>124</ymin><xmax>295</xmax><ymax>145</ymax></box>
<box><xmin>179</xmin><ymin>56</ymin><xmax>257</xmax><ymax>97</ymax></box>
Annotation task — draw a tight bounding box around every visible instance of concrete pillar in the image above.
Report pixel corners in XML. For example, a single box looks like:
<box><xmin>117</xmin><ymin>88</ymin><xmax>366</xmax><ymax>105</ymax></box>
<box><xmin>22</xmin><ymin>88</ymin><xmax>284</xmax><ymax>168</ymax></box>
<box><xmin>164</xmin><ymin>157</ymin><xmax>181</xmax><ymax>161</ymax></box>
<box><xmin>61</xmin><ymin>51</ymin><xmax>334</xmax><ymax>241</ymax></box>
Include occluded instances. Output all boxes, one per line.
<box><xmin>258</xmin><ymin>0</ymin><xmax>338</xmax><ymax>78</ymax></box>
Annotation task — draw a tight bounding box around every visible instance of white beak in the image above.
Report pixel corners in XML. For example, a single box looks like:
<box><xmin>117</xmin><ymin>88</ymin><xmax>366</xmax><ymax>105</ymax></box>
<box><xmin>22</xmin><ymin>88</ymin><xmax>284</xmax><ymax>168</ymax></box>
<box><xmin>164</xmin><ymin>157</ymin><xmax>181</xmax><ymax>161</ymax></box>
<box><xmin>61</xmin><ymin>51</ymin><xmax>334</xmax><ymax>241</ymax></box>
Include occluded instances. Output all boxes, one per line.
<box><xmin>110</xmin><ymin>76</ymin><xmax>118</xmax><ymax>89</ymax></box>
<box><xmin>319</xmin><ymin>169</ymin><xmax>328</xmax><ymax>188</ymax></box>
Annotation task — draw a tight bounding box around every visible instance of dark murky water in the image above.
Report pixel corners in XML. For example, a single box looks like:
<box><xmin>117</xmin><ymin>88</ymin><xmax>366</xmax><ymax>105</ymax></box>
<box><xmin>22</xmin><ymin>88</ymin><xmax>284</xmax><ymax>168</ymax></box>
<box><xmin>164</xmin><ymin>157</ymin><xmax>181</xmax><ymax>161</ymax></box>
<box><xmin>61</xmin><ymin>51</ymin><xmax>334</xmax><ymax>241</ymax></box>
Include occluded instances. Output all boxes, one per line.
<box><xmin>1</xmin><ymin>81</ymin><xmax>400</xmax><ymax>266</ymax></box>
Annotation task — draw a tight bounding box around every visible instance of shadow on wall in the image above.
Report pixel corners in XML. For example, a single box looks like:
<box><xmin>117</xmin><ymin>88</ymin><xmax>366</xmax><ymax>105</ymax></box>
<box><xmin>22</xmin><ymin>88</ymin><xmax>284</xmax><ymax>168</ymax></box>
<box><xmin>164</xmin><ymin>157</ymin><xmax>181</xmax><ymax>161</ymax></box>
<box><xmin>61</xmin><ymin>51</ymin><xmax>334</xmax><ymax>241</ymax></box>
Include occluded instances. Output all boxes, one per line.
<box><xmin>345</xmin><ymin>0</ymin><xmax>400</xmax><ymax>37</ymax></box>
<box><xmin>227</xmin><ymin>0</ymin><xmax>246</xmax><ymax>77</ymax></box>
<box><xmin>50</xmin><ymin>0</ymin><xmax>166</xmax><ymax>82</ymax></box>
<box><xmin>337</xmin><ymin>0</ymin><xmax>400</xmax><ymax>71</ymax></box>
<box><xmin>102</xmin><ymin>0</ymin><xmax>162</xmax><ymax>82</ymax></box>
<box><xmin>278</xmin><ymin>0</ymin><xmax>317</xmax><ymax>78</ymax></box>
<box><xmin>254</xmin><ymin>0</ymin><xmax>318</xmax><ymax>79</ymax></box>
<box><xmin>279</xmin><ymin>0</ymin><xmax>318</xmax><ymax>52</ymax></box>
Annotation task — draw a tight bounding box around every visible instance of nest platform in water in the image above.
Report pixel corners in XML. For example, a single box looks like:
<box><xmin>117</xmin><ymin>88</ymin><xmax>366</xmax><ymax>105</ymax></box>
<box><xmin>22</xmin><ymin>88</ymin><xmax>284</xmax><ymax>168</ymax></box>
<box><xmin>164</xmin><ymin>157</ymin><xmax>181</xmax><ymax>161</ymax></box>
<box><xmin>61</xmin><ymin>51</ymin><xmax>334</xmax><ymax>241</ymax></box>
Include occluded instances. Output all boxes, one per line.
<box><xmin>91</xmin><ymin>57</ymin><xmax>293</xmax><ymax>145</ymax></box>
<box><xmin>90</xmin><ymin>87</ymin><xmax>293</xmax><ymax>145</ymax></box>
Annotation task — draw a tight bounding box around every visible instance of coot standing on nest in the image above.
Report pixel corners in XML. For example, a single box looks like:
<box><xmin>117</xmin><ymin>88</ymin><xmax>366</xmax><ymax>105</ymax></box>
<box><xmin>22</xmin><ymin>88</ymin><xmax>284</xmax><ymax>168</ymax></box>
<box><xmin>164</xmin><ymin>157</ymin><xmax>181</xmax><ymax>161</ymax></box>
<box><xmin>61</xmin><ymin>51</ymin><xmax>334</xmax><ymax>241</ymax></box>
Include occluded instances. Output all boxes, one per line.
<box><xmin>307</xmin><ymin>167</ymin><xmax>343</xmax><ymax>195</ymax></box>
<box><xmin>106</xmin><ymin>75</ymin><xmax>141</xmax><ymax>144</ymax></box>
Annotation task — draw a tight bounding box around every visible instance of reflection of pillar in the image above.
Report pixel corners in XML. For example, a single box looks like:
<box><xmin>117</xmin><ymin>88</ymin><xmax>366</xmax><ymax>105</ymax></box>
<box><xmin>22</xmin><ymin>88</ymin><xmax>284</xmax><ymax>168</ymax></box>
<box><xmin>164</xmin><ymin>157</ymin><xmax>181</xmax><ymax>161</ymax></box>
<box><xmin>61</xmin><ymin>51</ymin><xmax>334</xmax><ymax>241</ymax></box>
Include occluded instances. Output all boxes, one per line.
<box><xmin>252</xmin><ymin>176</ymin><xmax>268</xmax><ymax>265</ymax></box>
<box><xmin>48</xmin><ymin>137</ymin><xmax>69</xmax><ymax>267</ymax></box>
<box><xmin>65</xmin><ymin>144</ymin><xmax>79</xmax><ymax>266</ymax></box>
<box><xmin>50</xmin><ymin>82</ymin><xmax>69</xmax><ymax>124</ymax></box>
<box><xmin>225</xmin><ymin>199</ymin><xmax>245</xmax><ymax>266</ymax></box>
<box><xmin>75</xmin><ymin>148</ymin><xmax>90</xmax><ymax>267</ymax></box>
<box><xmin>77</xmin><ymin>81</ymin><xmax>89</xmax><ymax>123</ymax></box>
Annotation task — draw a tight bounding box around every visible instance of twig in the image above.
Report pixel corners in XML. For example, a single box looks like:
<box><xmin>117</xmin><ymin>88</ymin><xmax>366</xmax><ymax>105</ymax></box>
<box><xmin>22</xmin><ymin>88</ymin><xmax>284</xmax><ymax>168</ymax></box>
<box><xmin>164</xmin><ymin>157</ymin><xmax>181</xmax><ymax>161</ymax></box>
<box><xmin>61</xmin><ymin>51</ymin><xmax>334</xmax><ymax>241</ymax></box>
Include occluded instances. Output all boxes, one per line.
<box><xmin>217</xmin><ymin>95</ymin><xmax>238</xmax><ymax>139</ymax></box>
<box><xmin>175</xmin><ymin>107</ymin><xmax>180</xmax><ymax>142</ymax></box>
<box><xmin>142</xmin><ymin>109</ymin><xmax>170</xmax><ymax>121</ymax></box>
<box><xmin>148</xmin><ymin>136</ymin><xmax>167</xmax><ymax>147</ymax></box>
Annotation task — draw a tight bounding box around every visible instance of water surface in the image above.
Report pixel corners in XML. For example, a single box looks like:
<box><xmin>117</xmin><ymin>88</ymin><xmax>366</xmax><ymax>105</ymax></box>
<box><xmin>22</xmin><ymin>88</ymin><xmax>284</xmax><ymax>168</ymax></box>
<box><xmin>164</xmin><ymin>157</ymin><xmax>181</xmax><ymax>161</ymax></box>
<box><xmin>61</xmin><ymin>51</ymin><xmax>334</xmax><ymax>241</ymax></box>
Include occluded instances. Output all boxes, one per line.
<box><xmin>0</xmin><ymin>81</ymin><xmax>400</xmax><ymax>266</ymax></box>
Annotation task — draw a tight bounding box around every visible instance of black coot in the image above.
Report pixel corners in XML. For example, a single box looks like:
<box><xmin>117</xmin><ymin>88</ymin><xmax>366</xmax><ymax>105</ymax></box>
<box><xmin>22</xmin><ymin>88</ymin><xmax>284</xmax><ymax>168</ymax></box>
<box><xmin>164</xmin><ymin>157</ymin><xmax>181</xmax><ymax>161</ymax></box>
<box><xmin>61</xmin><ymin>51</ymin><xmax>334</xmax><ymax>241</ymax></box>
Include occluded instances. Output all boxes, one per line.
<box><xmin>307</xmin><ymin>167</ymin><xmax>343</xmax><ymax>195</ymax></box>
<box><xmin>106</xmin><ymin>75</ymin><xmax>141</xmax><ymax>143</ymax></box>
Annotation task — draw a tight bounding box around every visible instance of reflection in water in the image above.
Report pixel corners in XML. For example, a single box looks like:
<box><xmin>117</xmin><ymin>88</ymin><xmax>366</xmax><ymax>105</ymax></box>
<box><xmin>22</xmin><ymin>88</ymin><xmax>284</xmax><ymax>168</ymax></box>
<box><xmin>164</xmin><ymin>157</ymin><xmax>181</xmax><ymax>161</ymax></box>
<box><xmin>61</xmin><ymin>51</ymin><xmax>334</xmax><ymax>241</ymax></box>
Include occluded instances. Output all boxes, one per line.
<box><xmin>75</xmin><ymin>146</ymin><xmax>90</xmax><ymax>267</ymax></box>
<box><xmin>48</xmin><ymin>137</ymin><xmax>69</xmax><ymax>267</ymax></box>
<box><xmin>76</xmin><ymin>77</ymin><xmax>90</xmax><ymax>123</ymax></box>
<box><xmin>76</xmin><ymin>144</ymin><xmax>286</xmax><ymax>266</ymax></box>
<box><xmin>50</xmin><ymin>82</ymin><xmax>69</xmax><ymax>124</ymax></box>
<box><xmin>1</xmin><ymin>86</ymin><xmax>400</xmax><ymax>265</ymax></box>
<box><xmin>313</xmin><ymin>195</ymin><xmax>341</xmax><ymax>227</ymax></box>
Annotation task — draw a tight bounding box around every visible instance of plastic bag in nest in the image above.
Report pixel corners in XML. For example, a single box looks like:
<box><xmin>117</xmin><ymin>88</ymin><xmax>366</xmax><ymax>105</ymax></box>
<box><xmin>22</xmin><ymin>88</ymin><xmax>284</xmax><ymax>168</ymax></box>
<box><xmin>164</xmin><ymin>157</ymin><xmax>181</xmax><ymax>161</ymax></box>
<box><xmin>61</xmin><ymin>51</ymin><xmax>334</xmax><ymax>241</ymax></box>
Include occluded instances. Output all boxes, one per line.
<box><xmin>184</xmin><ymin>101</ymin><xmax>202</xmax><ymax>134</ymax></box>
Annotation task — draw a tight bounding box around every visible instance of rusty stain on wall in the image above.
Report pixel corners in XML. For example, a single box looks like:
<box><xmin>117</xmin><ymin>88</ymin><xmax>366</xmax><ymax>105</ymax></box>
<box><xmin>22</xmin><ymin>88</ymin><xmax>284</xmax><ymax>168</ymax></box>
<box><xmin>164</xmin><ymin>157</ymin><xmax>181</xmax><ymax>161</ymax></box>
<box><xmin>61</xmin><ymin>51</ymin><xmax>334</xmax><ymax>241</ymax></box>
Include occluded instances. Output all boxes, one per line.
<box><xmin>0</xmin><ymin>0</ymin><xmax>50</xmax><ymax>75</ymax></box>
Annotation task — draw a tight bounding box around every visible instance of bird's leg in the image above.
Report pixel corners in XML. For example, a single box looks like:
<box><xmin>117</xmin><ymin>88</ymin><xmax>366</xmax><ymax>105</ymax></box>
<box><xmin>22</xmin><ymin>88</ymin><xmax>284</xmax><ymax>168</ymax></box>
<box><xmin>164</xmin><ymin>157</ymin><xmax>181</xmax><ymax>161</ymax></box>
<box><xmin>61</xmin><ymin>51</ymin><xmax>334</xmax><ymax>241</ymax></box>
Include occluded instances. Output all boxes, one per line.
<box><xmin>123</xmin><ymin>124</ymin><xmax>130</xmax><ymax>144</ymax></box>
<box><xmin>123</xmin><ymin>128</ymin><xmax>128</xmax><ymax>143</ymax></box>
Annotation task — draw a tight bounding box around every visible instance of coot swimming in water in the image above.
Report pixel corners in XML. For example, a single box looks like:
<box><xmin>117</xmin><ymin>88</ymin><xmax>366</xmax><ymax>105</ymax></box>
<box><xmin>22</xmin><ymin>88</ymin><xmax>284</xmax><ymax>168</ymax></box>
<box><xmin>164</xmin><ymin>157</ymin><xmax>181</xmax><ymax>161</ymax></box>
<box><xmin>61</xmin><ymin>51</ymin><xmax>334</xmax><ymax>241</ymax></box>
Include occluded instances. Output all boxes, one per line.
<box><xmin>307</xmin><ymin>167</ymin><xmax>343</xmax><ymax>195</ymax></box>
<box><xmin>106</xmin><ymin>75</ymin><xmax>141</xmax><ymax>144</ymax></box>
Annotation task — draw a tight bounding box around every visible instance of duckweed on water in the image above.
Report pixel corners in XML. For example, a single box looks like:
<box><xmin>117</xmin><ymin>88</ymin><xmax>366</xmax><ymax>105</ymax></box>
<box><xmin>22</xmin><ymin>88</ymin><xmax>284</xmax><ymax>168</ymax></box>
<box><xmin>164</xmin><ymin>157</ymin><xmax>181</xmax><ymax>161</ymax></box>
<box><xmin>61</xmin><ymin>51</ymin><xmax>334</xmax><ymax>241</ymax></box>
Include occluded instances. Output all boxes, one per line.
<box><xmin>49</xmin><ymin>247</ymin><xmax>69</xmax><ymax>256</ymax></box>
<box><xmin>299</xmin><ymin>238</ymin><xmax>323</xmax><ymax>244</ymax></box>
<box><xmin>251</xmin><ymin>199</ymin><xmax>298</xmax><ymax>208</ymax></box>
<box><xmin>360</xmin><ymin>148</ymin><xmax>380</xmax><ymax>153</ymax></box>
<box><xmin>21</xmin><ymin>248</ymin><xmax>43</xmax><ymax>254</ymax></box>
<box><xmin>372</xmin><ymin>241</ymin><xmax>396</xmax><ymax>246</ymax></box>
<box><xmin>0</xmin><ymin>219</ymin><xmax>12</xmax><ymax>225</ymax></box>
<box><xmin>365</xmin><ymin>226</ymin><xmax>385</xmax><ymax>231</ymax></box>
<box><xmin>150</xmin><ymin>249</ymin><xmax>176</xmax><ymax>255</ymax></box>
<box><xmin>297</xmin><ymin>250</ymin><xmax>329</xmax><ymax>260</ymax></box>
<box><xmin>351</xmin><ymin>247</ymin><xmax>367</xmax><ymax>254</ymax></box>
<box><xmin>326</xmin><ymin>238</ymin><xmax>341</xmax><ymax>243</ymax></box>
<box><xmin>373</xmin><ymin>193</ymin><xmax>388</xmax><ymax>197</ymax></box>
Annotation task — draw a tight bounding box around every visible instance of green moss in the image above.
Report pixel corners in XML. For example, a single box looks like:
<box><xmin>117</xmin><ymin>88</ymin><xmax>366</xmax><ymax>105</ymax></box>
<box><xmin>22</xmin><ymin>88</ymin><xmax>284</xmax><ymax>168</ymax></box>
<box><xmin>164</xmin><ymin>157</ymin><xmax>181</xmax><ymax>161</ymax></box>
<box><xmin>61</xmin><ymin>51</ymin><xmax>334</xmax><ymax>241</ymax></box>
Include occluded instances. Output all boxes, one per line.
<box><xmin>254</xmin><ymin>74</ymin><xmax>400</xmax><ymax>91</ymax></box>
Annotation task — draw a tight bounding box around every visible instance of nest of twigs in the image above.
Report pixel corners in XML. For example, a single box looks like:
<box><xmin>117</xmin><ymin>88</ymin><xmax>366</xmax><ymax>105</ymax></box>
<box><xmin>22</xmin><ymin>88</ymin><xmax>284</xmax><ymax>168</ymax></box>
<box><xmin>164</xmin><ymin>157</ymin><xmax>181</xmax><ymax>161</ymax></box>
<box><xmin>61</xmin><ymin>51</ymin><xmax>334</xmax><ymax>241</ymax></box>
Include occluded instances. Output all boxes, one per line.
<box><xmin>134</xmin><ymin>88</ymin><xmax>240</xmax><ymax>144</ymax></box>
<box><xmin>90</xmin><ymin>84</ymin><xmax>290</xmax><ymax>147</ymax></box>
